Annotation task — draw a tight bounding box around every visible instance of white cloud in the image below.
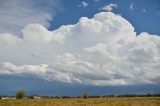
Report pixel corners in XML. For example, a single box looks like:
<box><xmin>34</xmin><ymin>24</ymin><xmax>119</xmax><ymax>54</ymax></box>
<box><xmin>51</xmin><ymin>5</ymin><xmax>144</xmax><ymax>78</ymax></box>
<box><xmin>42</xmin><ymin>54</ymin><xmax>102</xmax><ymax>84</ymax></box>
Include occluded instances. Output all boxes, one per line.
<box><xmin>101</xmin><ymin>3</ymin><xmax>117</xmax><ymax>12</ymax></box>
<box><xmin>0</xmin><ymin>62</ymin><xmax>48</xmax><ymax>76</ymax></box>
<box><xmin>79</xmin><ymin>1</ymin><xmax>88</xmax><ymax>8</ymax></box>
<box><xmin>0</xmin><ymin>12</ymin><xmax>160</xmax><ymax>86</ymax></box>
<box><xmin>0</xmin><ymin>0</ymin><xmax>61</xmax><ymax>35</ymax></box>
<box><xmin>22</xmin><ymin>24</ymin><xmax>73</xmax><ymax>43</ymax></box>
<box><xmin>0</xmin><ymin>33</ymin><xmax>21</xmax><ymax>45</ymax></box>
<box><xmin>129</xmin><ymin>3</ymin><xmax>134</xmax><ymax>11</ymax></box>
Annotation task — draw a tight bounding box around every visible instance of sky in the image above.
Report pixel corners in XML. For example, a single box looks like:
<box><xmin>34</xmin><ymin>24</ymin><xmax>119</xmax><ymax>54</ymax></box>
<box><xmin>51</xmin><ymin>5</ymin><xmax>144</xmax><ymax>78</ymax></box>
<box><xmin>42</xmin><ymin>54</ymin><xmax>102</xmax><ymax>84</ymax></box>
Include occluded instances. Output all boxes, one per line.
<box><xmin>0</xmin><ymin>0</ymin><xmax>160</xmax><ymax>96</ymax></box>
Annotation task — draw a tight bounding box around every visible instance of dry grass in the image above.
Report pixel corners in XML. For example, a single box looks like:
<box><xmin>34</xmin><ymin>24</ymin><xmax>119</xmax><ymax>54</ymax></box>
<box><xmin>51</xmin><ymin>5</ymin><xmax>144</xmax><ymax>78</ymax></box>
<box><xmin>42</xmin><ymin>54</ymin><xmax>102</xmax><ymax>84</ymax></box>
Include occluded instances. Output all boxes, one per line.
<box><xmin>0</xmin><ymin>97</ymin><xmax>160</xmax><ymax>106</ymax></box>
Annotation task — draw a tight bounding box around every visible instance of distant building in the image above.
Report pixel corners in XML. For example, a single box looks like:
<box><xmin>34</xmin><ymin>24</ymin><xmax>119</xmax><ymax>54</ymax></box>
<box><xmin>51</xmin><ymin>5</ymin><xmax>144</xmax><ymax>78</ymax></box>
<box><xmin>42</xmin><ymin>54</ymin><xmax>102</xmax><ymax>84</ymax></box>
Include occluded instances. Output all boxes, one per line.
<box><xmin>30</xmin><ymin>96</ymin><xmax>41</xmax><ymax>99</ymax></box>
<box><xmin>1</xmin><ymin>97</ymin><xmax>16</xmax><ymax>100</ymax></box>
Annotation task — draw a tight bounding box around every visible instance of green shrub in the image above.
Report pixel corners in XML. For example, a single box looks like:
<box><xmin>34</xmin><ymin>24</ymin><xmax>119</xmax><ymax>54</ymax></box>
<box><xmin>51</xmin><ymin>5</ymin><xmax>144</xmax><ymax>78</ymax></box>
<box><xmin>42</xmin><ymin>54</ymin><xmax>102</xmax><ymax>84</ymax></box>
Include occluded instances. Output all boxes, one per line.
<box><xmin>16</xmin><ymin>90</ymin><xmax>25</xmax><ymax>99</ymax></box>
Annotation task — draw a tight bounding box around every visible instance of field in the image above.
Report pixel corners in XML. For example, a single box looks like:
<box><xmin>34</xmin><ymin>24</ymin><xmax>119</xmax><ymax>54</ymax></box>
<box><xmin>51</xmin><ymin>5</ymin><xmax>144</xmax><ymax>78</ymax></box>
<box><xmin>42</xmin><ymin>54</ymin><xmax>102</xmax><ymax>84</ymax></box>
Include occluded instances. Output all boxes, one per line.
<box><xmin>0</xmin><ymin>97</ymin><xmax>160</xmax><ymax>106</ymax></box>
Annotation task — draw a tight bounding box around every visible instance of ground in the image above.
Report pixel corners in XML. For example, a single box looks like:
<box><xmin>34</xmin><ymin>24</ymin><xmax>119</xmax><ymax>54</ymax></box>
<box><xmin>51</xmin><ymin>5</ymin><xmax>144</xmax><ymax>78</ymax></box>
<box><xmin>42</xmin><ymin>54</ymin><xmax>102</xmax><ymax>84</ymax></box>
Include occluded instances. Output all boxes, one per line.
<box><xmin>0</xmin><ymin>97</ymin><xmax>160</xmax><ymax>106</ymax></box>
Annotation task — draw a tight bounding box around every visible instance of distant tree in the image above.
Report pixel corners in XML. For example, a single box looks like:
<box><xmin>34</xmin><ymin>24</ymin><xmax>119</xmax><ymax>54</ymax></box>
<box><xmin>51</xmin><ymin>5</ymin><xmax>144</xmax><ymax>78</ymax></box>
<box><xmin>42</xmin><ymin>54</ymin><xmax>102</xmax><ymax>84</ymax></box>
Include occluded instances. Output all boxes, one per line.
<box><xmin>16</xmin><ymin>90</ymin><xmax>25</xmax><ymax>99</ymax></box>
<box><xmin>82</xmin><ymin>91</ymin><xmax>89</xmax><ymax>99</ymax></box>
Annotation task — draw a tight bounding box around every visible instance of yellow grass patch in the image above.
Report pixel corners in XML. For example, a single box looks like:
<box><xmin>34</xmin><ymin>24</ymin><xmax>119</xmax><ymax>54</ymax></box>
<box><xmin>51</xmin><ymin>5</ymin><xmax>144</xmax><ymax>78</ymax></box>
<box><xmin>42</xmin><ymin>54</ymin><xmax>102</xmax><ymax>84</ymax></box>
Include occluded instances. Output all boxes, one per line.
<box><xmin>0</xmin><ymin>97</ymin><xmax>160</xmax><ymax>106</ymax></box>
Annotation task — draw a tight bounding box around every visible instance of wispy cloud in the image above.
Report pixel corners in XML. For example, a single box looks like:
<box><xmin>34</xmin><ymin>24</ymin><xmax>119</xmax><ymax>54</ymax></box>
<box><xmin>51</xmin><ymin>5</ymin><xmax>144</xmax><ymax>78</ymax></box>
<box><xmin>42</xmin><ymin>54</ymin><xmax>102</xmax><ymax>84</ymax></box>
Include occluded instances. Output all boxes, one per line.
<box><xmin>94</xmin><ymin>0</ymin><xmax>100</xmax><ymax>2</ymax></box>
<box><xmin>78</xmin><ymin>1</ymin><xmax>88</xmax><ymax>8</ymax></box>
<box><xmin>129</xmin><ymin>3</ymin><xmax>134</xmax><ymax>11</ymax></box>
<box><xmin>142</xmin><ymin>9</ymin><xmax>146</xmax><ymax>12</ymax></box>
<box><xmin>101</xmin><ymin>3</ymin><xmax>117</xmax><ymax>12</ymax></box>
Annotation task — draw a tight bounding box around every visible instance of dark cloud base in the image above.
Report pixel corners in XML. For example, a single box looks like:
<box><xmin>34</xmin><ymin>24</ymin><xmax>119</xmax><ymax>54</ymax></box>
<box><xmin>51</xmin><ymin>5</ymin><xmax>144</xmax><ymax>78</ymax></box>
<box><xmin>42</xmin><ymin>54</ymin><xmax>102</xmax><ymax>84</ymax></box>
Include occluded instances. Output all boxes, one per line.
<box><xmin>0</xmin><ymin>75</ymin><xmax>159</xmax><ymax>96</ymax></box>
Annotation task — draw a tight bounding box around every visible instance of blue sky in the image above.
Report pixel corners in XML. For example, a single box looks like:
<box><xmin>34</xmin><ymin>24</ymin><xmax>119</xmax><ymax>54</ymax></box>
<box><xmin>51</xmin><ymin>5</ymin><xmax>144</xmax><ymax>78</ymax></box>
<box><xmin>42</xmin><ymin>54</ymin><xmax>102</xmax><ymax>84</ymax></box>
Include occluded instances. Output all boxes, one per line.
<box><xmin>50</xmin><ymin>0</ymin><xmax>160</xmax><ymax>35</ymax></box>
<box><xmin>0</xmin><ymin>0</ymin><xmax>160</xmax><ymax>96</ymax></box>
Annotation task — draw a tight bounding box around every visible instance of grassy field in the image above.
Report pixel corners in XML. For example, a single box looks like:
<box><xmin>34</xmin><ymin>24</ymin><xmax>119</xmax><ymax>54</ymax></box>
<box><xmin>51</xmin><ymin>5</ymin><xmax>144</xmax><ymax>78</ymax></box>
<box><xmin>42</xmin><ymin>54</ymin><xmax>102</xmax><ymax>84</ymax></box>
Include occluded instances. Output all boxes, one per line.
<box><xmin>0</xmin><ymin>97</ymin><xmax>160</xmax><ymax>106</ymax></box>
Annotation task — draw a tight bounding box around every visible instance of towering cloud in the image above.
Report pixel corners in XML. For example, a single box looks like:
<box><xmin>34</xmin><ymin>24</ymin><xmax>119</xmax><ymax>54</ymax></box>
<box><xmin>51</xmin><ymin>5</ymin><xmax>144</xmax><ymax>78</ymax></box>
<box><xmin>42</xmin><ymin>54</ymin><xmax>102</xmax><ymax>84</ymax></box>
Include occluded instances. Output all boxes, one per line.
<box><xmin>0</xmin><ymin>12</ymin><xmax>160</xmax><ymax>86</ymax></box>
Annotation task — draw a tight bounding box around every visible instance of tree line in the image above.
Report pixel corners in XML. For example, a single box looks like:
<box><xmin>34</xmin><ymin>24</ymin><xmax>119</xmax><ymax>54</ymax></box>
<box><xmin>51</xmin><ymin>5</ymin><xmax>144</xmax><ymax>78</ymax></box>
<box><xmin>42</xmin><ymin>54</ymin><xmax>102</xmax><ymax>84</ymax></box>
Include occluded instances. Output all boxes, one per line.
<box><xmin>0</xmin><ymin>90</ymin><xmax>160</xmax><ymax>99</ymax></box>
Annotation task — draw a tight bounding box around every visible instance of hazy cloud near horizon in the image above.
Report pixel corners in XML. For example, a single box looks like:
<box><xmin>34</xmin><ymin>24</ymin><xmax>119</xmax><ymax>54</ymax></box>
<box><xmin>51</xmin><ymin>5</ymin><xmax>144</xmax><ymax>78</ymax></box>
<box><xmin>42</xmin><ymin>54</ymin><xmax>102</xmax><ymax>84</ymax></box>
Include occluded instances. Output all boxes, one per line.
<box><xmin>0</xmin><ymin>11</ymin><xmax>160</xmax><ymax>86</ymax></box>
<box><xmin>0</xmin><ymin>0</ymin><xmax>61</xmax><ymax>35</ymax></box>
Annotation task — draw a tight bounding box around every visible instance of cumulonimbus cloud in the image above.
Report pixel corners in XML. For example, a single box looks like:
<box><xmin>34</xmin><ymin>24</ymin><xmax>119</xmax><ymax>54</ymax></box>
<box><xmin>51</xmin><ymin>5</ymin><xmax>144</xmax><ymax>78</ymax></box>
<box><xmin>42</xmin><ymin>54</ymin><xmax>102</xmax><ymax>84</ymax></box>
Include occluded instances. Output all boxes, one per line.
<box><xmin>0</xmin><ymin>12</ymin><xmax>160</xmax><ymax>86</ymax></box>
